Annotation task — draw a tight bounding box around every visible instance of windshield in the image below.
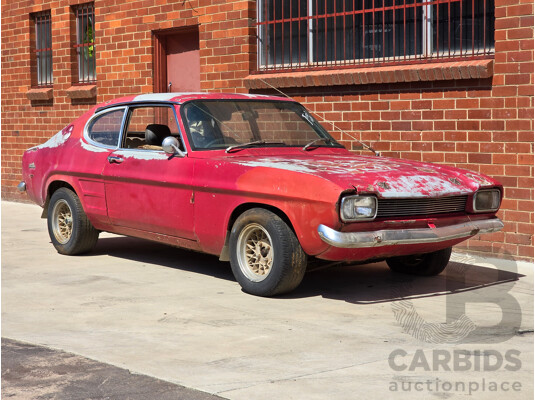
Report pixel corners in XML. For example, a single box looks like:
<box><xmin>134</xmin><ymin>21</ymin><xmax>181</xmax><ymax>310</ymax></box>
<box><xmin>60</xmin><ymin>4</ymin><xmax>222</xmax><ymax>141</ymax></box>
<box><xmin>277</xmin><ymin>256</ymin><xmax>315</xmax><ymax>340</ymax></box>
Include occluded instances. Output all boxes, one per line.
<box><xmin>181</xmin><ymin>100</ymin><xmax>343</xmax><ymax>151</ymax></box>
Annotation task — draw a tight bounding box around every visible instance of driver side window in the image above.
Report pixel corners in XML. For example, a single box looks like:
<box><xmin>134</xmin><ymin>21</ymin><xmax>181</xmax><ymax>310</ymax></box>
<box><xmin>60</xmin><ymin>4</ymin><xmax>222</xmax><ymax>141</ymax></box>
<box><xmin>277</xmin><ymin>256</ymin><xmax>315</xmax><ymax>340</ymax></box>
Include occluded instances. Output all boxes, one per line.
<box><xmin>122</xmin><ymin>106</ymin><xmax>183</xmax><ymax>150</ymax></box>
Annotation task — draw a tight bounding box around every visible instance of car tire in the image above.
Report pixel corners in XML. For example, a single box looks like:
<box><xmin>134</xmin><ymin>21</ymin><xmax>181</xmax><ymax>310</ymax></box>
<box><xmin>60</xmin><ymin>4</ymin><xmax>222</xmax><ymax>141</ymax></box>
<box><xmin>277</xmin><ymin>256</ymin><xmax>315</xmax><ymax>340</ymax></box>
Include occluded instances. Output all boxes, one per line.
<box><xmin>386</xmin><ymin>247</ymin><xmax>452</xmax><ymax>276</ymax></box>
<box><xmin>229</xmin><ymin>208</ymin><xmax>307</xmax><ymax>296</ymax></box>
<box><xmin>47</xmin><ymin>187</ymin><xmax>99</xmax><ymax>255</ymax></box>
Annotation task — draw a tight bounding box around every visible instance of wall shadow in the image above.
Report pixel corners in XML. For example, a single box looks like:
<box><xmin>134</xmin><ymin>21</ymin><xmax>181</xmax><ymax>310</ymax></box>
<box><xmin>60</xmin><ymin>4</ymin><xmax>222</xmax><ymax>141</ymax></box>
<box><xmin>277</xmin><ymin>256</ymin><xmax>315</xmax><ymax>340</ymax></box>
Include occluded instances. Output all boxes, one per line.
<box><xmin>252</xmin><ymin>77</ymin><xmax>493</xmax><ymax>98</ymax></box>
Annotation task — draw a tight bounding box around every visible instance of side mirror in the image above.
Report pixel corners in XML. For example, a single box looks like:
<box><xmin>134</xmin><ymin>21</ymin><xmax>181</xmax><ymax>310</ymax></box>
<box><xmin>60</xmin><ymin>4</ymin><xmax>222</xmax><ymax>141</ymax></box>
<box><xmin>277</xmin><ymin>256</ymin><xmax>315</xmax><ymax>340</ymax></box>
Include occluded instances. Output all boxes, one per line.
<box><xmin>162</xmin><ymin>136</ymin><xmax>185</xmax><ymax>157</ymax></box>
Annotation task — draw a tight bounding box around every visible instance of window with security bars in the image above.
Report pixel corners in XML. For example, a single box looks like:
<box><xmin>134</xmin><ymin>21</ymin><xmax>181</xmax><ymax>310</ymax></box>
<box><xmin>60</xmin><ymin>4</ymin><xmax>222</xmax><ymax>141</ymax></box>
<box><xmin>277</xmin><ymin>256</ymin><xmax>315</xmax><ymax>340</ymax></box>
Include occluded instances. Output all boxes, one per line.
<box><xmin>257</xmin><ymin>0</ymin><xmax>494</xmax><ymax>72</ymax></box>
<box><xmin>33</xmin><ymin>11</ymin><xmax>53</xmax><ymax>86</ymax></box>
<box><xmin>74</xmin><ymin>3</ymin><xmax>96</xmax><ymax>83</ymax></box>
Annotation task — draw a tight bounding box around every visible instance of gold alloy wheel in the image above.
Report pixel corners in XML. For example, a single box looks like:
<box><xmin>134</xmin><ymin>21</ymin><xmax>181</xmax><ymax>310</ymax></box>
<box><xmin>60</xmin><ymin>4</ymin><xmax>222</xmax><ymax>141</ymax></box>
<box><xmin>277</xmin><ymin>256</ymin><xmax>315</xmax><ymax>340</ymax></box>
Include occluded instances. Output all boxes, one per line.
<box><xmin>51</xmin><ymin>199</ymin><xmax>73</xmax><ymax>244</ymax></box>
<box><xmin>236</xmin><ymin>223</ymin><xmax>274</xmax><ymax>282</ymax></box>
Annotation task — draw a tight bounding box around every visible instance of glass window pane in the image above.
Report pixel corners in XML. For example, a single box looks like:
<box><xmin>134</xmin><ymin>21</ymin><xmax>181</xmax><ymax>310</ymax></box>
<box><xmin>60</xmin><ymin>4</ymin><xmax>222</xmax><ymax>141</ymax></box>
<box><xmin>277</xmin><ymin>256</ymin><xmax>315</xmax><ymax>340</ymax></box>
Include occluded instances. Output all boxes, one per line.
<box><xmin>123</xmin><ymin>106</ymin><xmax>181</xmax><ymax>149</ymax></box>
<box><xmin>183</xmin><ymin>100</ymin><xmax>339</xmax><ymax>150</ymax></box>
<box><xmin>433</xmin><ymin>0</ymin><xmax>494</xmax><ymax>55</ymax></box>
<box><xmin>34</xmin><ymin>12</ymin><xmax>52</xmax><ymax>86</ymax></box>
<box><xmin>258</xmin><ymin>0</ymin><xmax>493</xmax><ymax>69</ymax></box>
<box><xmin>88</xmin><ymin>109</ymin><xmax>124</xmax><ymax>147</ymax></box>
<box><xmin>76</xmin><ymin>4</ymin><xmax>95</xmax><ymax>83</ymax></box>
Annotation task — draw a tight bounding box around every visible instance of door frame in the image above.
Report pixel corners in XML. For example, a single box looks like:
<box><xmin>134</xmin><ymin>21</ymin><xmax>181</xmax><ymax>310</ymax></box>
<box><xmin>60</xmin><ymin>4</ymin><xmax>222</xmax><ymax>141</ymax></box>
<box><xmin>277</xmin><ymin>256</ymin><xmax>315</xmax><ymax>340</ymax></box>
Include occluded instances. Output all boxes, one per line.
<box><xmin>152</xmin><ymin>25</ymin><xmax>200</xmax><ymax>94</ymax></box>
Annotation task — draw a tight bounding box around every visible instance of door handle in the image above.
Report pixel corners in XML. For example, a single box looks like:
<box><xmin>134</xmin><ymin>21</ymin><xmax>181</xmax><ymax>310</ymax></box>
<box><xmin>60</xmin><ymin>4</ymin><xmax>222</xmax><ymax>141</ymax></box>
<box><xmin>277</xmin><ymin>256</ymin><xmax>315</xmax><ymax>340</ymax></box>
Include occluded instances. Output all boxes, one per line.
<box><xmin>107</xmin><ymin>155</ymin><xmax>124</xmax><ymax>164</ymax></box>
<box><xmin>168</xmin><ymin>82</ymin><xmax>172</xmax><ymax>92</ymax></box>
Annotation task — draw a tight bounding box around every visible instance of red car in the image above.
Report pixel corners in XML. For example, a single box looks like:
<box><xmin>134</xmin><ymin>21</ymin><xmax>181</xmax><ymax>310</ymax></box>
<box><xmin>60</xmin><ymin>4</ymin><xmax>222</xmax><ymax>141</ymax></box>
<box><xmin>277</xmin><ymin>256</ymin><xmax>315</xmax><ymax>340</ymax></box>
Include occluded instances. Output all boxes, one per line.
<box><xmin>19</xmin><ymin>93</ymin><xmax>503</xmax><ymax>296</ymax></box>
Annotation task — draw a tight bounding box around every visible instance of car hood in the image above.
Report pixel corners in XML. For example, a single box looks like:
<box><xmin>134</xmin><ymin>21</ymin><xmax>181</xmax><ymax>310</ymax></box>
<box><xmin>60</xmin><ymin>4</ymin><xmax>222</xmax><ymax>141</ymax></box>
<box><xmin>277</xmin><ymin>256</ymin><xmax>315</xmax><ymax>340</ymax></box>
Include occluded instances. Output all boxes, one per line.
<box><xmin>224</xmin><ymin>153</ymin><xmax>498</xmax><ymax>198</ymax></box>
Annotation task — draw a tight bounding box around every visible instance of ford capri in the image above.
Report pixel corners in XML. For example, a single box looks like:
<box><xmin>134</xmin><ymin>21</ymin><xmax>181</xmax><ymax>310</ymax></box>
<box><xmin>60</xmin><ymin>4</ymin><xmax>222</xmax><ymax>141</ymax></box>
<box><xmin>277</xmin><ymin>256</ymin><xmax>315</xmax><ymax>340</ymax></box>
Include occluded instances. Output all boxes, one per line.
<box><xmin>19</xmin><ymin>93</ymin><xmax>503</xmax><ymax>296</ymax></box>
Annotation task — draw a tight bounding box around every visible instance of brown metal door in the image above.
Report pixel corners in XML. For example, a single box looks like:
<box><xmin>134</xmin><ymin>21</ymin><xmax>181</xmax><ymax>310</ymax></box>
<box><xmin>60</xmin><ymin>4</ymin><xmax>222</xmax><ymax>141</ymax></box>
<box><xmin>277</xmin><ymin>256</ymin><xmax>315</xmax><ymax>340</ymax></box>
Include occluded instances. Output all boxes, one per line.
<box><xmin>166</xmin><ymin>30</ymin><xmax>200</xmax><ymax>92</ymax></box>
<box><xmin>154</xmin><ymin>28</ymin><xmax>200</xmax><ymax>93</ymax></box>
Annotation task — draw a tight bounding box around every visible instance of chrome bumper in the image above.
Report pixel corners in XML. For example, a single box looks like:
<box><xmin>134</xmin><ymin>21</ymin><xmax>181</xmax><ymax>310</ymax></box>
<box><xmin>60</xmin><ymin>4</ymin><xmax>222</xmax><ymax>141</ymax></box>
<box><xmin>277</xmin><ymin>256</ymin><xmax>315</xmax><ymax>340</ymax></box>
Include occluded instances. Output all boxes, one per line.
<box><xmin>17</xmin><ymin>181</ymin><xmax>26</xmax><ymax>192</ymax></box>
<box><xmin>318</xmin><ymin>218</ymin><xmax>504</xmax><ymax>249</ymax></box>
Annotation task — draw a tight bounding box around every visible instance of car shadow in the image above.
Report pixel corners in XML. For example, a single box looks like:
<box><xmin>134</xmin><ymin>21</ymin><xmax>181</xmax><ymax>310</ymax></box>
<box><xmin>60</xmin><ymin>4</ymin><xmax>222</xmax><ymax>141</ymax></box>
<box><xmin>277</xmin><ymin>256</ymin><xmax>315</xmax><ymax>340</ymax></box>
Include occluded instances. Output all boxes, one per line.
<box><xmin>88</xmin><ymin>235</ymin><xmax>235</xmax><ymax>282</ymax></box>
<box><xmin>286</xmin><ymin>260</ymin><xmax>524</xmax><ymax>304</ymax></box>
<box><xmin>87</xmin><ymin>236</ymin><xmax>523</xmax><ymax>303</ymax></box>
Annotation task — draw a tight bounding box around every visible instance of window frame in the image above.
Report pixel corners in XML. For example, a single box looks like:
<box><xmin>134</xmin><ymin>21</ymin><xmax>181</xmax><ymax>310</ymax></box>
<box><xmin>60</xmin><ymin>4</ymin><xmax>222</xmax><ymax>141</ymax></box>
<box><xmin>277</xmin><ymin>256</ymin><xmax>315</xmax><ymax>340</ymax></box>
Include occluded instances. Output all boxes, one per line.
<box><xmin>180</xmin><ymin>99</ymin><xmax>343</xmax><ymax>152</ymax></box>
<box><xmin>119</xmin><ymin>104</ymin><xmax>187</xmax><ymax>154</ymax></box>
<box><xmin>84</xmin><ymin>106</ymin><xmax>128</xmax><ymax>149</ymax></box>
<box><xmin>32</xmin><ymin>11</ymin><xmax>53</xmax><ymax>87</ymax></box>
<box><xmin>256</xmin><ymin>0</ymin><xmax>495</xmax><ymax>73</ymax></box>
<box><xmin>73</xmin><ymin>2</ymin><xmax>96</xmax><ymax>84</ymax></box>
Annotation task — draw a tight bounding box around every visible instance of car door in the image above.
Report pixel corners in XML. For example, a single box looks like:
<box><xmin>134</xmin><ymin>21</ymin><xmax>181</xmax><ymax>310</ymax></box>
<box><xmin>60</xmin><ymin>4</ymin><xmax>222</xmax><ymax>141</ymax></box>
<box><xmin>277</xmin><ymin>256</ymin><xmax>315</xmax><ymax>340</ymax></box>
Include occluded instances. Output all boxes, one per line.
<box><xmin>80</xmin><ymin>106</ymin><xmax>128</xmax><ymax>227</ymax></box>
<box><xmin>102</xmin><ymin>104</ymin><xmax>195</xmax><ymax>240</ymax></box>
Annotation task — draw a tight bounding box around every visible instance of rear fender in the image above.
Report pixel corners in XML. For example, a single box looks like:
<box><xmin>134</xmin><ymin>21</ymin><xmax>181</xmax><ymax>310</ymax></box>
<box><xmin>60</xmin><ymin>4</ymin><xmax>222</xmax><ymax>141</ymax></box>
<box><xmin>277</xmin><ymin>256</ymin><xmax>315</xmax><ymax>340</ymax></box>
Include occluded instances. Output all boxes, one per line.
<box><xmin>41</xmin><ymin>174</ymin><xmax>109</xmax><ymax>229</ymax></box>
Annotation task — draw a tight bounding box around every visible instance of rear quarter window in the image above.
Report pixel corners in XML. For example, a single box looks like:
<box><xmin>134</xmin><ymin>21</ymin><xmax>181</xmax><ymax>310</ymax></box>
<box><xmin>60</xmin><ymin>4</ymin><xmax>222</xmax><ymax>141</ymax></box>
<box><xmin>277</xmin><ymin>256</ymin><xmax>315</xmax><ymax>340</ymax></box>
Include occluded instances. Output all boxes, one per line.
<box><xmin>86</xmin><ymin>109</ymin><xmax>125</xmax><ymax>147</ymax></box>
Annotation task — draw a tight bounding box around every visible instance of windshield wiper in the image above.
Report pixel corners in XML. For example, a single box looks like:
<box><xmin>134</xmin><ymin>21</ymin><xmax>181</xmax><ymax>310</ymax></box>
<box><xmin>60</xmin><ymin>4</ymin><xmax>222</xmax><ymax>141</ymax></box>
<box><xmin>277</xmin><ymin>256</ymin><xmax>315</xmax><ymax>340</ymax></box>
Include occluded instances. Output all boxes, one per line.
<box><xmin>302</xmin><ymin>138</ymin><xmax>333</xmax><ymax>151</ymax></box>
<box><xmin>226</xmin><ymin>140</ymin><xmax>285</xmax><ymax>153</ymax></box>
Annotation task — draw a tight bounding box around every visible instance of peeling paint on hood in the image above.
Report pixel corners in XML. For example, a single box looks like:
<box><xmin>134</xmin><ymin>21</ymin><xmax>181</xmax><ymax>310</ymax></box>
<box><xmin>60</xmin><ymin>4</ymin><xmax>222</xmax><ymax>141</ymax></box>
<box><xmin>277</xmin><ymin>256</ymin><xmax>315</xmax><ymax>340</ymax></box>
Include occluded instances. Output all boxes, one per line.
<box><xmin>465</xmin><ymin>173</ymin><xmax>493</xmax><ymax>186</ymax></box>
<box><xmin>225</xmin><ymin>154</ymin><xmax>496</xmax><ymax>198</ymax></box>
<box><xmin>232</xmin><ymin>155</ymin><xmax>408</xmax><ymax>175</ymax></box>
<box><xmin>375</xmin><ymin>175</ymin><xmax>471</xmax><ymax>198</ymax></box>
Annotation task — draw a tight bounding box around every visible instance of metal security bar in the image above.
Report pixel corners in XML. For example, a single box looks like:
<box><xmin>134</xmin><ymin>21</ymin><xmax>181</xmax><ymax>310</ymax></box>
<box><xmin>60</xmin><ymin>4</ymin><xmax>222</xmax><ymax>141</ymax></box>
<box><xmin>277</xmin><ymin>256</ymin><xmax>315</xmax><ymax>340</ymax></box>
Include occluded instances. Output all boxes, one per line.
<box><xmin>74</xmin><ymin>3</ymin><xmax>96</xmax><ymax>83</ymax></box>
<box><xmin>34</xmin><ymin>11</ymin><xmax>53</xmax><ymax>86</ymax></box>
<box><xmin>257</xmin><ymin>0</ymin><xmax>494</xmax><ymax>72</ymax></box>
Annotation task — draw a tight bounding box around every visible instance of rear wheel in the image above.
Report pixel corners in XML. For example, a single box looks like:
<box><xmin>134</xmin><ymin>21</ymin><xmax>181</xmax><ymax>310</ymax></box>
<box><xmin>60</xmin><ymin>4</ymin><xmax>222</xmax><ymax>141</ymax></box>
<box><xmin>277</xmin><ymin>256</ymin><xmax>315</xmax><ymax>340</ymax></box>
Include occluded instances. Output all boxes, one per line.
<box><xmin>229</xmin><ymin>208</ymin><xmax>307</xmax><ymax>296</ymax></box>
<box><xmin>47</xmin><ymin>188</ymin><xmax>99</xmax><ymax>255</ymax></box>
<box><xmin>386</xmin><ymin>247</ymin><xmax>452</xmax><ymax>276</ymax></box>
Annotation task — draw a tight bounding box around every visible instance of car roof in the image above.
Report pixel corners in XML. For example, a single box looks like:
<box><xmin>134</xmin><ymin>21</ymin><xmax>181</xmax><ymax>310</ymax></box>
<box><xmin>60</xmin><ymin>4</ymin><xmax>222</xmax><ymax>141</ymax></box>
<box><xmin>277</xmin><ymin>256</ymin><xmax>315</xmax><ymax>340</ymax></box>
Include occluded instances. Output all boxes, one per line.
<box><xmin>95</xmin><ymin>92</ymin><xmax>293</xmax><ymax>112</ymax></box>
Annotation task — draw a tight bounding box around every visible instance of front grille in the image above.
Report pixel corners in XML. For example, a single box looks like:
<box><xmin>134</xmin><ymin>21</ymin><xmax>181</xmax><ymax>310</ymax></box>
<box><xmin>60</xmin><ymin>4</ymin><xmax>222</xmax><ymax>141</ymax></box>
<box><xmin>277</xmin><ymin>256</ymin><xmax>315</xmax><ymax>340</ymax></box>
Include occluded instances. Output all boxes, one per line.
<box><xmin>376</xmin><ymin>195</ymin><xmax>468</xmax><ymax>218</ymax></box>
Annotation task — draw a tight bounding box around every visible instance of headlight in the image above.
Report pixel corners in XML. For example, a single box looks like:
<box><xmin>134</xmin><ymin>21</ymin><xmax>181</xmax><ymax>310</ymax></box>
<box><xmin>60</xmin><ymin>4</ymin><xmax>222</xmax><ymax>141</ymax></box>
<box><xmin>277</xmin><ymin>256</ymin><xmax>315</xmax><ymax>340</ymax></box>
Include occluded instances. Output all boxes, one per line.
<box><xmin>340</xmin><ymin>195</ymin><xmax>377</xmax><ymax>222</ymax></box>
<box><xmin>473</xmin><ymin>189</ymin><xmax>501</xmax><ymax>212</ymax></box>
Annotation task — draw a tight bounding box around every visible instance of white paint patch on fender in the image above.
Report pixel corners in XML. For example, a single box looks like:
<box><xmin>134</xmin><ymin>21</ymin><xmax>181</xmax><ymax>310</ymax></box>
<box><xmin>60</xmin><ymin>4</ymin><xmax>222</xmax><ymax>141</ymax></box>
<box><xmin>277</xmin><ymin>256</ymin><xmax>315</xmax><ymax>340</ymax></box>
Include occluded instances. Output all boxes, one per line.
<box><xmin>29</xmin><ymin>126</ymin><xmax>73</xmax><ymax>150</ymax></box>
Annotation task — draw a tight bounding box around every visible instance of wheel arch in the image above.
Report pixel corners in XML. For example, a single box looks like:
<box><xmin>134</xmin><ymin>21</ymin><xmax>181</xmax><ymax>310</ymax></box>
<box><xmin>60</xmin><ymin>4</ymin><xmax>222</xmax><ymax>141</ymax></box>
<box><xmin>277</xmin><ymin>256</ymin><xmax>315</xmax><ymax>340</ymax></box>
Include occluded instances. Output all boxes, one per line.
<box><xmin>41</xmin><ymin>180</ymin><xmax>77</xmax><ymax>218</ymax></box>
<box><xmin>219</xmin><ymin>202</ymin><xmax>297</xmax><ymax>262</ymax></box>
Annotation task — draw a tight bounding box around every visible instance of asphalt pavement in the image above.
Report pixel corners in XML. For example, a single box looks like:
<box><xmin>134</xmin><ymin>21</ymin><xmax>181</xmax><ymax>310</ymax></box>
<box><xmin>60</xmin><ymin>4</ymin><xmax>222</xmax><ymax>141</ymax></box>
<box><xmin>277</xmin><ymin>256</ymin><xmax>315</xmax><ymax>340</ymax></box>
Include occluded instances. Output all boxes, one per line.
<box><xmin>2</xmin><ymin>338</ymin><xmax>225</xmax><ymax>399</ymax></box>
<box><xmin>2</xmin><ymin>201</ymin><xmax>533</xmax><ymax>399</ymax></box>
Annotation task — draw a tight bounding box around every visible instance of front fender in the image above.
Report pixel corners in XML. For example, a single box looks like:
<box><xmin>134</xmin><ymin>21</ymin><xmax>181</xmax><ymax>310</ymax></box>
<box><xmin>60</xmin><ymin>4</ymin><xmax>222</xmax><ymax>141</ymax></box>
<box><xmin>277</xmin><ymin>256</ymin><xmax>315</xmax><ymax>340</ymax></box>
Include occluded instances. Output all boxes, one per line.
<box><xmin>193</xmin><ymin>162</ymin><xmax>346</xmax><ymax>256</ymax></box>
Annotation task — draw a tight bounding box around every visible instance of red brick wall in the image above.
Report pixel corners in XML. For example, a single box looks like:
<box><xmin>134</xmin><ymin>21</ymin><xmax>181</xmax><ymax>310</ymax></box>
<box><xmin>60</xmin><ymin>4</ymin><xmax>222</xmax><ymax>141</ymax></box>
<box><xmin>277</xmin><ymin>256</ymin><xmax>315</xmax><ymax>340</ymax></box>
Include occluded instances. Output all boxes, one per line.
<box><xmin>2</xmin><ymin>0</ymin><xmax>255</xmax><ymax>197</ymax></box>
<box><xmin>1</xmin><ymin>0</ymin><xmax>533</xmax><ymax>260</ymax></box>
<box><xmin>248</xmin><ymin>0</ymin><xmax>534</xmax><ymax>261</ymax></box>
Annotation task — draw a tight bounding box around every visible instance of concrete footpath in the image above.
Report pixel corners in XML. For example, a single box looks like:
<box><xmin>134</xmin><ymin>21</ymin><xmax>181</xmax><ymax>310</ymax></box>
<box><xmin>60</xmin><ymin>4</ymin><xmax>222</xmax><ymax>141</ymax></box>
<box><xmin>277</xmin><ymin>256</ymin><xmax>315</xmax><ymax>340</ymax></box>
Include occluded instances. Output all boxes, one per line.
<box><xmin>2</xmin><ymin>201</ymin><xmax>533</xmax><ymax>399</ymax></box>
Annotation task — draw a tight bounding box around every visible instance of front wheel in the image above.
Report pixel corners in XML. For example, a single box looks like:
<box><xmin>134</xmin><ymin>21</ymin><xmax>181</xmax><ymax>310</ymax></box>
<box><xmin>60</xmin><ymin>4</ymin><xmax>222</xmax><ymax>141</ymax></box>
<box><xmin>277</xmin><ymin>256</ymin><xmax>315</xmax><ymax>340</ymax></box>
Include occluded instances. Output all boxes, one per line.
<box><xmin>47</xmin><ymin>187</ymin><xmax>99</xmax><ymax>255</ymax></box>
<box><xmin>229</xmin><ymin>208</ymin><xmax>307</xmax><ymax>296</ymax></box>
<box><xmin>386</xmin><ymin>247</ymin><xmax>452</xmax><ymax>276</ymax></box>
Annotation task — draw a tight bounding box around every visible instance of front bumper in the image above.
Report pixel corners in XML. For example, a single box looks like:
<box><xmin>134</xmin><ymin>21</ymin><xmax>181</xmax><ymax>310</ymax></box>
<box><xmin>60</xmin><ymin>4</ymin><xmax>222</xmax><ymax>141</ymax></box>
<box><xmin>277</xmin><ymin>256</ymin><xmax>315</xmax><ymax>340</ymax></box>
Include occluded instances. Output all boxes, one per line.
<box><xmin>318</xmin><ymin>218</ymin><xmax>504</xmax><ymax>249</ymax></box>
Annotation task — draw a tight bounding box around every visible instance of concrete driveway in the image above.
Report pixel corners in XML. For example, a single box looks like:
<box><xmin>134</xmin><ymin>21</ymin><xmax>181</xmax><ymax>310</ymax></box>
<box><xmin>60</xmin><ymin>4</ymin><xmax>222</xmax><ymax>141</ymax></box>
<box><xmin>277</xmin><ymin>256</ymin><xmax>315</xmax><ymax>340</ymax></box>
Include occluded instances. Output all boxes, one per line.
<box><xmin>2</xmin><ymin>201</ymin><xmax>533</xmax><ymax>399</ymax></box>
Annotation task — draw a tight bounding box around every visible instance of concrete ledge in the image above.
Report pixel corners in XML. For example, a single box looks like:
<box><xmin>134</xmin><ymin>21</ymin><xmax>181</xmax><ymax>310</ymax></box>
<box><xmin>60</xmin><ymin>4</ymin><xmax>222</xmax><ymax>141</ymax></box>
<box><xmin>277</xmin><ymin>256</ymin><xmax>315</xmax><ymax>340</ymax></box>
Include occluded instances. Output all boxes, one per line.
<box><xmin>26</xmin><ymin>88</ymin><xmax>53</xmax><ymax>101</ymax></box>
<box><xmin>245</xmin><ymin>60</ymin><xmax>494</xmax><ymax>89</ymax></box>
<box><xmin>66</xmin><ymin>84</ymin><xmax>97</xmax><ymax>99</ymax></box>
